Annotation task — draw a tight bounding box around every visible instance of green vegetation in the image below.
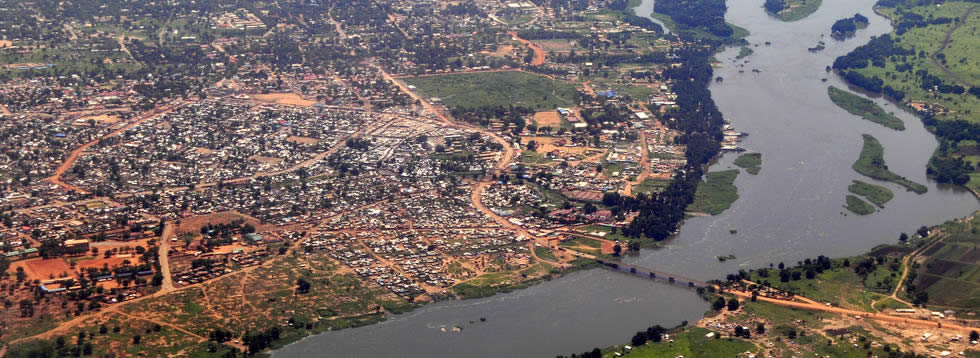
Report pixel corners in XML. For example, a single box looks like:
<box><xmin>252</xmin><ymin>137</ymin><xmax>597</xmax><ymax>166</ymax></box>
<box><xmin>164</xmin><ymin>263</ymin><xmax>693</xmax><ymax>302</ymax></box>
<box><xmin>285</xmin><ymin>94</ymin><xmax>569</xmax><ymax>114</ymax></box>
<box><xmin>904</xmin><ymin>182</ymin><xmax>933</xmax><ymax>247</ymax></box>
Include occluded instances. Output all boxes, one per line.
<box><xmin>852</xmin><ymin>134</ymin><xmax>927</xmax><ymax>193</ymax></box>
<box><xmin>908</xmin><ymin>213</ymin><xmax>980</xmax><ymax>311</ymax></box>
<box><xmin>534</xmin><ymin>246</ymin><xmax>559</xmax><ymax>261</ymax></box>
<box><xmin>732</xmin><ymin>153</ymin><xmax>761</xmax><ymax>175</ymax></box>
<box><xmin>559</xmin><ymin>237</ymin><xmax>603</xmax><ymax>249</ymax></box>
<box><xmin>847</xmin><ymin>180</ymin><xmax>893</xmax><ymax>207</ymax></box>
<box><xmin>403</xmin><ymin>71</ymin><xmax>578</xmax><ymax>110</ymax></box>
<box><xmin>634</xmin><ymin>178</ymin><xmax>672</xmax><ymax>194</ymax></box>
<box><xmin>828</xmin><ymin>86</ymin><xmax>905</xmax><ymax>130</ymax></box>
<box><xmin>764</xmin><ymin>0</ymin><xmax>823</xmax><ymax>22</ymax></box>
<box><xmin>735</xmin><ymin>46</ymin><xmax>753</xmax><ymax>60</ymax></box>
<box><xmin>590</xmin><ymin>327</ymin><xmax>756</xmax><ymax>358</ymax></box>
<box><xmin>835</xmin><ymin>2</ymin><xmax>980</xmax><ymax>119</ymax></box>
<box><xmin>844</xmin><ymin>195</ymin><xmax>876</xmax><ymax>215</ymax></box>
<box><xmin>688</xmin><ymin>169</ymin><xmax>739</xmax><ymax>215</ymax></box>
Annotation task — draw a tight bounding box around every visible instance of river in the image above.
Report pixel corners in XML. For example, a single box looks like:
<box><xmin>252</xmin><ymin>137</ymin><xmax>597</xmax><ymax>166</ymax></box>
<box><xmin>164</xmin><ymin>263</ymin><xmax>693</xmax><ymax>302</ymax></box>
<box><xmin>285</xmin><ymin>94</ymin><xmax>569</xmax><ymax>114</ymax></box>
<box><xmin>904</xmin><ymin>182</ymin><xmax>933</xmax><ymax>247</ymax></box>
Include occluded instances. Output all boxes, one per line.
<box><xmin>273</xmin><ymin>0</ymin><xmax>978</xmax><ymax>356</ymax></box>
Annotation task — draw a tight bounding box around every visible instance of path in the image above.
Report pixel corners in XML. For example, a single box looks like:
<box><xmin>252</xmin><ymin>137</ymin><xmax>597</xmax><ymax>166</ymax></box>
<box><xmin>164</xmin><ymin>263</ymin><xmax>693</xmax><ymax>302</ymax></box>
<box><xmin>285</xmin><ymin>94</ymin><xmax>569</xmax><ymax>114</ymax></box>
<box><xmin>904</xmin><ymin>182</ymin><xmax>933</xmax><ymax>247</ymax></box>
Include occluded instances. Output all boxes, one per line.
<box><xmin>507</xmin><ymin>31</ymin><xmax>545</xmax><ymax>66</ymax></box>
<box><xmin>45</xmin><ymin>102</ymin><xmax>183</xmax><ymax>191</ymax></box>
<box><xmin>158</xmin><ymin>221</ymin><xmax>176</xmax><ymax>293</ymax></box>
<box><xmin>721</xmin><ymin>286</ymin><xmax>975</xmax><ymax>333</ymax></box>
<box><xmin>930</xmin><ymin>5</ymin><xmax>977</xmax><ymax>88</ymax></box>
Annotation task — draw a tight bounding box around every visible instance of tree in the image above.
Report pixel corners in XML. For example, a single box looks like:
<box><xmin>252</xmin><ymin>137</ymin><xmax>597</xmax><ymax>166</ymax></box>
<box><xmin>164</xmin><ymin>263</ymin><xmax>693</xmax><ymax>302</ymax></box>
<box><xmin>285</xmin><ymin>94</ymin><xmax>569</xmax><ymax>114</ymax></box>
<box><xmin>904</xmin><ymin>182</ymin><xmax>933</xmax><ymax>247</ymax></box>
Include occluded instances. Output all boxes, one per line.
<box><xmin>916</xmin><ymin>226</ymin><xmax>929</xmax><ymax>237</ymax></box>
<box><xmin>756</xmin><ymin>323</ymin><xmax>765</xmax><ymax>334</ymax></box>
<box><xmin>612</xmin><ymin>244</ymin><xmax>622</xmax><ymax>256</ymax></box>
<box><xmin>727</xmin><ymin>298</ymin><xmax>740</xmax><ymax>311</ymax></box>
<box><xmin>899</xmin><ymin>233</ymin><xmax>909</xmax><ymax>242</ymax></box>
<box><xmin>630</xmin><ymin>331</ymin><xmax>648</xmax><ymax>346</ymax></box>
<box><xmin>133</xmin><ymin>334</ymin><xmax>142</xmax><ymax>344</ymax></box>
<box><xmin>712</xmin><ymin>297</ymin><xmax>726</xmax><ymax>311</ymax></box>
<box><xmin>296</xmin><ymin>278</ymin><xmax>311</xmax><ymax>294</ymax></box>
<box><xmin>970</xmin><ymin>330</ymin><xmax>979</xmax><ymax>341</ymax></box>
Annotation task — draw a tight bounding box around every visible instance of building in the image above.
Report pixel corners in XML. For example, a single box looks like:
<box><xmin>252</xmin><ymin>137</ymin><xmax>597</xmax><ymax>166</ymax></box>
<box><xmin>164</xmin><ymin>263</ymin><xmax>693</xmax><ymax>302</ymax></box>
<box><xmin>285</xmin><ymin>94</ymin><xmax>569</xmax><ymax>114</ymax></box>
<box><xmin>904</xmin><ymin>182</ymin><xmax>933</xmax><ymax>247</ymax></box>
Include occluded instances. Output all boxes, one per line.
<box><xmin>64</xmin><ymin>239</ymin><xmax>91</xmax><ymax>255</ymax></box>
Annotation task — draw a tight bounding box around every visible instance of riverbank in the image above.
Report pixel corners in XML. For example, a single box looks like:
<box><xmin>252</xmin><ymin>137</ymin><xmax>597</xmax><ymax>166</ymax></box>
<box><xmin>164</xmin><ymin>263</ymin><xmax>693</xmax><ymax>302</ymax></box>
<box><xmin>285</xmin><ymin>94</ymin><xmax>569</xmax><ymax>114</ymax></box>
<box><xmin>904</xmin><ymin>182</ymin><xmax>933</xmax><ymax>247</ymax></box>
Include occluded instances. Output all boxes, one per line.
<box><xmin>833</xmin><ymin>0</ymin><xmax>980</xmax><ymax>194</ymax></box>
<box><xmin>562</xmin><ymin>211</ymin><xmax>980</xmax><ymax>358</ymax></box>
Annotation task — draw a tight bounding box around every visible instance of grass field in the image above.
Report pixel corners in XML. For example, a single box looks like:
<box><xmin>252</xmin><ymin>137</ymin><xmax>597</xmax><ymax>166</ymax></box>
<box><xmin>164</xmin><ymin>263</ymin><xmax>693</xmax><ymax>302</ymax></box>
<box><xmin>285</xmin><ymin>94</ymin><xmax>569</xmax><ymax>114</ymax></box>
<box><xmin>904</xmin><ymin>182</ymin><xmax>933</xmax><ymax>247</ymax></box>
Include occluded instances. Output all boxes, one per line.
<box><xmin>403</xmin><ymin>71</ymin><xmax>578</xmax><ymax>110</ymax></box>
<box><xmin>732</xmin><ymin>153</ymin><xmax>761</xmax><ymax>175</ymax></box>
<box><xmin>688</xmin><ymin>169</ymin><xmax>740</xmax><ymax>215</ymax></box>
<box><xmin>844</xmin><ymin>194</ymin><xmax>876</xmax><ymax>215</ymax></box>
<box><xmin>827</xmin><ymin>86</ymin><xmax>905</xmax><ymax>130</ymax></box>
<box><xmin>634</xmin><ymin>178</ymin><xmax>672</xmax><ymax>194</ymax></box>
<box><xmin>767</xmin><ymin>0</ymin><xmax>823</xmax><ymax>21</ymax></box>
<box><xmin>852</xmin><ymin>134</ymin><xmax>927</xmax><ymax>194</ymax></box>
<box><xmin>850</xmin><ymin>2</ymin><xmax>980</xmax><ymax>121</ymax></box>
<box><xmin>847</xmin><ymin>180</ymin><xmax>893</xmax><ymax>207</ymax></box>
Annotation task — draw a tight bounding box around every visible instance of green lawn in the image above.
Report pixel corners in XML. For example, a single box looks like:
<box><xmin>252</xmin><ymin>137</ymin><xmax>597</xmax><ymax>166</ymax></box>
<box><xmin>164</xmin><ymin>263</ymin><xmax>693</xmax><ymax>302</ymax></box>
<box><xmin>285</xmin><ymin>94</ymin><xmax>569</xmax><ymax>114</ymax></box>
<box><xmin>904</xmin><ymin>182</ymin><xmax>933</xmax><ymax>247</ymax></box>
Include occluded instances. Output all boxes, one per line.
<box><xmin>767</xmin><ymin>0</ymin><xmax>823</xmax><ymax>22</ymax></box>
<box><xmin>403</xmin><ymin>71</ymin><xmax>578</xmax><ymax>110</ymax></box>
<box><xmin>845</xmin><ymin>194</ymin><xmax>876</xmax><ymax>215</ymax></box>
<box><xmin>828</xmin><ymin>86</ymin><xmax>905</xmax><ymax>130</ymax></box>
<box><xmin>852</xmin><ymin>134</ymin><xmax>927</xmax><ymax>194</ymax></box>
<box><xmin>847</xmin><ymin>180</ymin><xmax>893</xmax><ymax>207</ymax></box>
<box><xmin>688</xmin><ymin>169</ymin><xmax>740</xmax><ymax>215</ymax></box>
<box><xmin>732</xmin><ymin>153</ymin><xmax>761</xmax><ymax>175</ymax></box>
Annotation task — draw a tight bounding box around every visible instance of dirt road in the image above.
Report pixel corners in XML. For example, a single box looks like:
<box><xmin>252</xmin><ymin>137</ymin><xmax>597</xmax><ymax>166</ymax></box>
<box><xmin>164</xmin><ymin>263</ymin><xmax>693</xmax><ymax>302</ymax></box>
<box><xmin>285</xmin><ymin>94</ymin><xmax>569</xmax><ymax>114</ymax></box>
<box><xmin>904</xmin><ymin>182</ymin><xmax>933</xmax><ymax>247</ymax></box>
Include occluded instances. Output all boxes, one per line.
<box><xmin>507</xmin><ymin>31</ymin><xmax>545</xmax><ymax>66</ymax></box>
<box><xmin>46</xmin><ymin>102</ymin><xmax>183</xmax><ymax>191</ymax></box>
<box><xmin>722</xmin><ymin>287</ymin><xmax>974</xmax><ymax>333</ymax></box>
<box><xmin>158</xmin><ymin>221</ymin><xmax>176</xmax><ymax>293</ymax></box>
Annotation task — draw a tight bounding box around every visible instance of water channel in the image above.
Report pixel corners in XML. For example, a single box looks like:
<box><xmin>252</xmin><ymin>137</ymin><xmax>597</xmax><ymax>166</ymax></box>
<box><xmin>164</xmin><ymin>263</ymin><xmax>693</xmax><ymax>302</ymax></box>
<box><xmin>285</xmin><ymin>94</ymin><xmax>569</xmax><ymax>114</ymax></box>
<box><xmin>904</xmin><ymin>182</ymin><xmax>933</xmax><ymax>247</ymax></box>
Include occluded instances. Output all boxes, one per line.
<box><xmin>274</xmin><ymin>0</ymin><xmax>979</xmax><ymax>356</ymax></box>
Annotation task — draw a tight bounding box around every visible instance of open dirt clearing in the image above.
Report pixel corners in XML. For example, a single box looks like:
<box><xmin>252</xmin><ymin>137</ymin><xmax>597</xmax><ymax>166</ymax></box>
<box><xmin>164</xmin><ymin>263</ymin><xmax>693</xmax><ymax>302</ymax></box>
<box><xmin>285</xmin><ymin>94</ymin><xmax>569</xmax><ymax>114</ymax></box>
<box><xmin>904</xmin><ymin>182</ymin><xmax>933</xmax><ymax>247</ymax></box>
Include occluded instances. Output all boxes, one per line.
<box><xmin>253</xmin><ymin>93</ymin><xmax>315</xmax><ymax>107</ymax></box>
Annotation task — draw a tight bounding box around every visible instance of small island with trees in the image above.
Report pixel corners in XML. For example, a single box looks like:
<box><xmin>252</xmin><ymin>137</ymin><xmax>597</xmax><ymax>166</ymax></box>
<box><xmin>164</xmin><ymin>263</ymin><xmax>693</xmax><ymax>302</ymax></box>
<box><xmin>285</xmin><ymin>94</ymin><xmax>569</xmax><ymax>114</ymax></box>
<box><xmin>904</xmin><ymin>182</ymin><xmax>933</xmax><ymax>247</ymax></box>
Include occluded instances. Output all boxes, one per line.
<box><xmin>763</xmin><ymin>0</ymin><xmax>823</xmax><ymax>22</ymax></box>
<box><xmin>830</xmin><ymin>13</ymin><xmax>870</xmax><ymax>40</ymax></box>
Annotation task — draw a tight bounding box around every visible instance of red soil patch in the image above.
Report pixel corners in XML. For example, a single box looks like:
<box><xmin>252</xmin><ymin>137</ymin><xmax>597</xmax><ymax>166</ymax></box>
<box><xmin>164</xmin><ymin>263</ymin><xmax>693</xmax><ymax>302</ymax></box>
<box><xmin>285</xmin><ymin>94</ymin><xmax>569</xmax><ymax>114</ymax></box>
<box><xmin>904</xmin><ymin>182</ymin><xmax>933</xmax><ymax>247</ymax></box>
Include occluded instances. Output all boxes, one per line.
<box><xmin>11</xmin><ymin>258</ymin><xmax>74</xmax><ymax>281</ymax></box>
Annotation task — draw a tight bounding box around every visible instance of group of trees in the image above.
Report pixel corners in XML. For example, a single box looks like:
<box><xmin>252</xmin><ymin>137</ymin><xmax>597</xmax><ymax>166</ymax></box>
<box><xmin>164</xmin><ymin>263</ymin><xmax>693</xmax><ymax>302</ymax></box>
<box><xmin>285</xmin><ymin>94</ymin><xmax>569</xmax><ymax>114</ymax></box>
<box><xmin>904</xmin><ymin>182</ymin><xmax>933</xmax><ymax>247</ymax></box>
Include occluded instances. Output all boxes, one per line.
<box><xmin>763</xmin><ymin>0</ymin><xmax>787</xmax><ymax>14</ymax></box>
<box><xmin>242</xmin><ymin>326</ymin><xmax>281</xmax><ymax>353</ymax></box>
<box><xmin>655</xmin><ymin>0</ymin><xmax>732</xmax><ymax>37</ymax></box>
<box><xmin>830</xmin><ymin>13</ymin><xmax>869</xmax><ymax>39</ymax></box>
<box><xmin>617</xmin><ymin>48</ymin><xmax>724</xmax><ymax>241</ymax></box>
<box><xmin>924</xmin><ymin>116</ymin><xmax>979</xmax><ymax>185</ymax></box>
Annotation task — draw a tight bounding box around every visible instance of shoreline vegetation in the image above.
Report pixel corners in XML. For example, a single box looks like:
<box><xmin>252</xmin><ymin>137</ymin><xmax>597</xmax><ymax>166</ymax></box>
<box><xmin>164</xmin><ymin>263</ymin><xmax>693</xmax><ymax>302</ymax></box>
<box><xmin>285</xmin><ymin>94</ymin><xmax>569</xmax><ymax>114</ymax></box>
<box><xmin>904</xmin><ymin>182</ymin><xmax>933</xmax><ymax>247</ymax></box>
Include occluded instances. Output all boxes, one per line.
<box><xmin>735</xmin><ymin>46</ymin><xmax>753</xmax><ymax>60</ymax></box>
<box><xmin>852</xmin><ymin>134</ymin><xmax>927</xmax><ymax>194</ymax></box>
<box><xmin>833</xmin><ymin>1</ymin><xmax>979</xmax><ymax>193</ymax></box>
<box><xmin>827</xmin><ymin>86</ymin><xmax>905</xmax><ymax>130</ymax></box>
<box><xmin>688</xmin><ymin>169</ymin><xmax>740</xmax><ymax>215</ymax></box>
<box><xmin>562</xmin><ymin>212</ymin><xmax>980</xmax><ymax>358</ymax></box>
<box><xmin>763</xmin><ymin>0</ymin><xmax>823</xmax><ymax>22</ymax></box>
<box><xmin>732</xmin><ymin>153</ymin><xmax>761</xmax><ymax>174</ymax></box>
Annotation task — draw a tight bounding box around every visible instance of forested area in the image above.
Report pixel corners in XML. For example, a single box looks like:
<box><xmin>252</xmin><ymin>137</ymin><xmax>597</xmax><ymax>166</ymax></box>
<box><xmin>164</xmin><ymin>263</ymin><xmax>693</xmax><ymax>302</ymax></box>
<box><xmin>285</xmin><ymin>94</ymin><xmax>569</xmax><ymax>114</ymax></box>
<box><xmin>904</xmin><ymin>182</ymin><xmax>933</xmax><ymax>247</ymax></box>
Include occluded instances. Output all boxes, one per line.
<box><xmin>654</xmin><ymin>0</ymin><xmax>732</xmax><ymax>37</ymax></box>
<box><xmin>602</xmin><ymin>48</ymin><xmax>724</xmax><ymax>240</ymax></box>
<box><xmin>830</xmin><ymin>13</ymin><xmax>869</xmax><ymax>39</ymax></box>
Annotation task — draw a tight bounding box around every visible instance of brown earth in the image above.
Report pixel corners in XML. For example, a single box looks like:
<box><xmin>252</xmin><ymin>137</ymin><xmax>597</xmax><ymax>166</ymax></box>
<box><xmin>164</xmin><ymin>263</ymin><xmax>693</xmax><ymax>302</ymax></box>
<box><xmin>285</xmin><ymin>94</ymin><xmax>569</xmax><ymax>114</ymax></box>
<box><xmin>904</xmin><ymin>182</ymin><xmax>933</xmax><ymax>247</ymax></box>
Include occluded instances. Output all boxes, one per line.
<box><xmin>253</xmin><ymin>93</ymin><xmax>315</xmax><ymax>107</ymax></box>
